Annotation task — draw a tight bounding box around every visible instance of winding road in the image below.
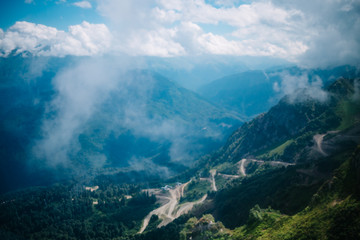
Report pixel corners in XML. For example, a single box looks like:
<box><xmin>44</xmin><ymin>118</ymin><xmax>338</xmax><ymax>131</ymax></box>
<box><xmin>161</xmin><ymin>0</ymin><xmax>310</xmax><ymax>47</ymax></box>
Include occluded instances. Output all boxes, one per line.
<box><xmin>139</xmin><ymin>180</ymin><xmax>207</xmax><ymax>233</ymax></box>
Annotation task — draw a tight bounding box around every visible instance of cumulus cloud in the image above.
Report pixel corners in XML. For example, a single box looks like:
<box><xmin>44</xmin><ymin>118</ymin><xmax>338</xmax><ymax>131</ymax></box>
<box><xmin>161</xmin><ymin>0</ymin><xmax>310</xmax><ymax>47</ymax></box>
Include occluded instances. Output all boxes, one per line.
<box><xmin>96</xmin><ymin>0</ymin><xmax>308</xmax><ymax>58</ymax></box>
<box><xmin>94</xmin><ymin>0</ymin><xmax>360</xmax><ymax>66</ymax></box>
<box><xmin>73</xmin><ymin>1</ymin><xmax>92</xmax><ymax>9</ymax></box>
<box><xmin>1</xmin><ymin>0</ymin><xmax>359</xmax><ymax>67</ymax></box>
<box><xmin>0</xmin><ymin>21</ymin><xmax>111</xmax><ymax>57</ymax></box>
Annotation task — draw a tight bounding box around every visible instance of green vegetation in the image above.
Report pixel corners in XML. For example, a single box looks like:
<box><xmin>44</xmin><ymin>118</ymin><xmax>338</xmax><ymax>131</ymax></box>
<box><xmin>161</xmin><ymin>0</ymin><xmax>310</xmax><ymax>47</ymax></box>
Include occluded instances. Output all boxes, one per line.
<box><xmin>214</xmin><ymin>175</ymin><xmax>230</xmax><ymax>190</ymax></box>
<box><xmin>257</xmin><ymin>139</ymin><xmax>294</xmax><ymax>159</ymax></box>
<box><xmin>231</xmin><ymin>147</ymin><xmax>360</xmax><ymax>239</ymax></box>
<box><xmin>214</xmin><ymin>162</ymin><xmax>238</xmax><ymax>175</ymax></box>
<box><xmin>0</xmin><ymin>182</ymin><xmax>157</xmax><ymax>240</ymax></box>
<box><xmin>336</xmin><ymin>100</ymin><xmax>360</xmax><ymax>130</ymax></box>
<box><xmin>180</xmin><ymin>179</ymin><xmax>211</xmax><ymax>203</ymax></box>
<box><xmin>180</xmin><ymin>214</ymin><xmax>231</xmax><ymax>240</ymax></box>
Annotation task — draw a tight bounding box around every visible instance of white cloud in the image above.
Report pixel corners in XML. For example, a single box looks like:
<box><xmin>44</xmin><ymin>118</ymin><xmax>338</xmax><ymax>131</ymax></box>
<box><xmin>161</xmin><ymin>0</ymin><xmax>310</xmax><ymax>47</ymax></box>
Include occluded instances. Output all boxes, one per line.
<box><xmin>73</xmin><ymin>1</ymin><xmax>92</xmax><ymax>9</ymax></box>
<box><xmin>93</xmin><ymin>0</ymin><xmax>360</xmax><ymax>66</ymax></box>
<box><xmin>24</xmin><ymin>0</ymin><xmax>34</xmax><ymax>4</ymax></box>
<box><xmin>94</xmin><ymin>0</ymin><xmax>311</xmax><ymax>59</ymax></box>
<box><xmin>274</xmin><ymin>72</ymin><xmax>329</xmax><ymax>103</ymax></box>
<box><xmin>2</xmin><ymin>0</ymin><xmax>360</xmax><ymax>67</ymax></box>
<box><xmin>0</xmin><ymin>21</ymin><xmax>111</xmax><ymax>57</ymax></box>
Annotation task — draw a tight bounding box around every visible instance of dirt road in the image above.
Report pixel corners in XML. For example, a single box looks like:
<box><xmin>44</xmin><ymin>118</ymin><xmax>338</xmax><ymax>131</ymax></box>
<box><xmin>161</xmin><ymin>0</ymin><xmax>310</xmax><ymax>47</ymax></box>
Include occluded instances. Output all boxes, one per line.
<box><xmin>210</xmin><ymin>169</ymin><xmax>217</xmax><ymax>191</ymax></box>
<box><xmin>139</xmin><ymin>180</ymin><xmax>200</xmax><ymax>233</ymax></box>
<box><xmin>314</xmin><ymin>134</ymin><xmax>327</xmax><ymax>156</ymax></box>
<box><xmin>175</xmin><ymin>194</ymin><xmax>207</xmax><ymax>218</ymax></box>
<box><xmin>239</xmin><ymin>159</ymin><xmax>247</xmax><ymax>176</ymax></box>
<box><xmin>314</xmin><ymin>131</ymin><xmax>340</xmax><ymax>156</ymax></box>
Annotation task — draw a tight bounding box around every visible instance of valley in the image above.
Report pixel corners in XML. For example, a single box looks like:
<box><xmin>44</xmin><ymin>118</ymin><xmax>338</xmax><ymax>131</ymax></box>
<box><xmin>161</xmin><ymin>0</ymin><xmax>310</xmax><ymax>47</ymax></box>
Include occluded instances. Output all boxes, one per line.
<box><xmin>0</xmin><ymin>60</ymin><xmax>359</xmax><ymax>240</ymax></box>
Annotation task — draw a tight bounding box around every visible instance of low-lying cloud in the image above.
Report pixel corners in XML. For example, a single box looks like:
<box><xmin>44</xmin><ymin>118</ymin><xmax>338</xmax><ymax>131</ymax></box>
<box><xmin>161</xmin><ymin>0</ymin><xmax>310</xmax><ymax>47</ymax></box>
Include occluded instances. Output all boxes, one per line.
<box><xmin>273</xmin><ymin>72</ymin><xmax>329</xmax><ymax>103</ymax></box>
<box><xmin>34</xmin><ymin>58</ymin><xmax>120</xmax><ymax>167</ymax></box>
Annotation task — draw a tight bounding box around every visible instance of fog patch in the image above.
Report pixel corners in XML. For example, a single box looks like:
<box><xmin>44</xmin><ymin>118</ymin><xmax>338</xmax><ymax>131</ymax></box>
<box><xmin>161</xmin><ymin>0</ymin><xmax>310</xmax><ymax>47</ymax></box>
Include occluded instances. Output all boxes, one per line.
<box><xmin>34</xmin><ymin>57</ymin><xmax>120</xmax><ymax>168</ymax></box>
<box><xmin>128</xmin><ymin>156</ymin><xmax>171</xmax><ymax>178</ymax></box>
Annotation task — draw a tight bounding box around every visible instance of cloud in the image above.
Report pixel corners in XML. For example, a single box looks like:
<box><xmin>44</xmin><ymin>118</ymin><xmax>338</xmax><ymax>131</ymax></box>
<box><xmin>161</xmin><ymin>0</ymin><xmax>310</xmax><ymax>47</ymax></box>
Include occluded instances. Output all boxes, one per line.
<box><xmin>94</xmin><ymin>0</ymin><xmax>360</xmax><ymax>66</ymax></box>
<box><xmin>269</xmin><ymin>0</ymin><xmax>360</xmax><ymax>67</ymax></box>
<box><xmin>34</xmin><ymin>58</ymin><xmax>121</xmax><ymax>167</ymax></box>
<box><xmin>273</xmin><ymin>71</ymin><xmax>329</xmax><ymax>103</ymax></box>
<box><xmin>0</xmin><ymin>21</ymin><xmax>111</xmax><ymax>57</ymax></box>
<box><xmin>24</xmin><ymin>0</ymin><xmax>34</xmax><ymax>4</ymax></box>
<box><xmin>73</xmin><ymin>1</ymin><xmax>92</xmax><ymax>9</ymax></box>
<box><xmin>95</xmin><ymin>0</ymin><xmax>308</xmax><ymax>58</ymax></box>
<box><xmin>2</xmin><ymin>0</ymin><xmax>359</xmax><ymax>67</ymax></box>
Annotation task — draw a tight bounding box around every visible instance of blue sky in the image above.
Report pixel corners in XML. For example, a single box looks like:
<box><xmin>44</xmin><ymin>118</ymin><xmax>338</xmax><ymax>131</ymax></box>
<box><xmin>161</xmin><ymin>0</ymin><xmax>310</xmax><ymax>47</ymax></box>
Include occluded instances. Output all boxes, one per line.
<box><xmin>0</xmin><ymin>0</ymin><xmax>359</xmax><ymax>68</ymax></box>
<box><xmin>0</xmin><ymin>0</ymin><xmax>104</xmax><ymax>30</ymax></box>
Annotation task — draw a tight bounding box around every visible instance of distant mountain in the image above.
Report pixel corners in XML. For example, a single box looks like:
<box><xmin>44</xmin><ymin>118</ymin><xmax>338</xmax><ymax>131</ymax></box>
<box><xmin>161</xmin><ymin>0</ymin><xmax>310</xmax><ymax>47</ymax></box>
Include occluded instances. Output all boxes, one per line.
<box><xmin>198</xmin><ymin>65</ymin><xmax>358</xmax><ymax>118</ymax></box>
<box><xmin>143</xmin><ymin>55</ymin><xmax>290</xmax><ymax>91</ymax></box>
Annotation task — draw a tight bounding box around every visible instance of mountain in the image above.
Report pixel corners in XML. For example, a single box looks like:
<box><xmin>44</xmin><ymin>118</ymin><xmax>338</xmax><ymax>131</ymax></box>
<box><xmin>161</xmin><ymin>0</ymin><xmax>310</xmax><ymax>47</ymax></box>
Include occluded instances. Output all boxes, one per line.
<box><xmin>143</xmin><ymin>55</ymin><xmax>290</xmax><ymax>91</ymax></box>
<box><xmin>0</xmin><ymin>57</ymin><xmax>244</xmax><ymax>193</ymax></box>
<box><xmin>198</xmin><ymin>65</ymin><xmax>358</xmax><ymax>118</ymax></box>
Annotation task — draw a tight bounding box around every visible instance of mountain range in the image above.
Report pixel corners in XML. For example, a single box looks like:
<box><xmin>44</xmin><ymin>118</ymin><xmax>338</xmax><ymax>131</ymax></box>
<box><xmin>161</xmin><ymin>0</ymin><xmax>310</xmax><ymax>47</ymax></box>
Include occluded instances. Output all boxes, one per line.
<box><xmin>0</xmin><ymin>58</ymin><xmax>359</xmax><ymax>239</ymax></box>
<box><xmin>198</xmin><ymin>65</ymin><xmax>358</xmax><ymax>118</ymax></box>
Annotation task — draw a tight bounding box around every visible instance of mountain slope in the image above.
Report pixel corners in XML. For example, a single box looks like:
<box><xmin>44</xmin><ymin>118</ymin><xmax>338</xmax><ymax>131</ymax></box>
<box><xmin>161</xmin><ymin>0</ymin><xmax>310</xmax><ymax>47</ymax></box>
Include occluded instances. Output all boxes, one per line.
<box><xmin>180</xmin><ymin>77</ymin><xmax>360</xmax><ymax>230</ymax></box>
<box><xmin>201</xmin><ymin>78</ymin><xmax>359</xmax><ymax>169</ymax></box>
<box><xmin>198</xmin><ymin>66</ymin><xmax>358</xmax><ymax>118</ymax></box>
<box><xmin>230</xmin><ymin>146</ymin><xmax>360</xmax><ymax>239</ymax></box>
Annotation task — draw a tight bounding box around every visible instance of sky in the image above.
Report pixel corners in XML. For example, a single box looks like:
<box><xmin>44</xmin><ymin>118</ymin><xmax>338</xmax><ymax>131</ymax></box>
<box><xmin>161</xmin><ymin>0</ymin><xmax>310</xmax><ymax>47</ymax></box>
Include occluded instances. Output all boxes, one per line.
<box><xmin>0</xmin><ymin>0</ymin><xmax>359</xmax><ymax>67</ymax></box>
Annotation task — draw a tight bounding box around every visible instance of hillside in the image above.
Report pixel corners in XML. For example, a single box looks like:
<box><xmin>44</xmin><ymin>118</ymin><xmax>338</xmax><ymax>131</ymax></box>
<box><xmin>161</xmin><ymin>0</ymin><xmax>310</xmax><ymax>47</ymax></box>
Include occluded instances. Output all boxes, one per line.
<box><xmin>177</xmin><ymin>77</ymin><xmax>360</xmax><ymax>238</ymax></box>
<box><xmin>198</xmin><ymin>78</ymin><xmax>359</xmax><ymax>169</ymax></box>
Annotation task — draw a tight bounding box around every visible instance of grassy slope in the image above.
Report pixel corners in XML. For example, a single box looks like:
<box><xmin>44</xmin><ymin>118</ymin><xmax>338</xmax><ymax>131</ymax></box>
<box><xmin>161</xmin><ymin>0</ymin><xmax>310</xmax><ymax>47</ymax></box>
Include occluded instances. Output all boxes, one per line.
<box><xmin>232</xmin><ymin>147</ymin><xmax>360</xmax><ymax>240</ymax></box>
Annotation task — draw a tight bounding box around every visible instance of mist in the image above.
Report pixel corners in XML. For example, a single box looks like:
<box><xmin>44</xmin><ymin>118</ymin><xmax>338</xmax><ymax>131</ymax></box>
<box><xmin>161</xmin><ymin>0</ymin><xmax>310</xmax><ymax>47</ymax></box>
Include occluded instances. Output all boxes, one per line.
<box><xmin>33</xmin><ymin>57</ymin><xmax>120</xmax><ymax>168</ymax></box>
<box><xmin>27</xmin><ymin>55</ymin><xmax>235</xmax><ymax>180</ymax></box>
